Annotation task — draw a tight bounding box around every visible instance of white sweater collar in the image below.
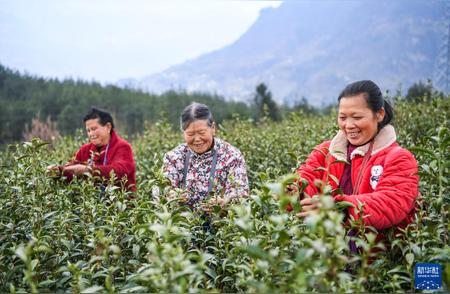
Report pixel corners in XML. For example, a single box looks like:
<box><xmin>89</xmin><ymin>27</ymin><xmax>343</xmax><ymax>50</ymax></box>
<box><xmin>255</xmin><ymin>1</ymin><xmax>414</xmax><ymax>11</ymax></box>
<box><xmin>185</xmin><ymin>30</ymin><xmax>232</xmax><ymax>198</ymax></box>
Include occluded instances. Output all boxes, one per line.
<box><xmin>329</xmin><ymin>124</ymin><xmax>397</xmax><ymax>161</ymax></box>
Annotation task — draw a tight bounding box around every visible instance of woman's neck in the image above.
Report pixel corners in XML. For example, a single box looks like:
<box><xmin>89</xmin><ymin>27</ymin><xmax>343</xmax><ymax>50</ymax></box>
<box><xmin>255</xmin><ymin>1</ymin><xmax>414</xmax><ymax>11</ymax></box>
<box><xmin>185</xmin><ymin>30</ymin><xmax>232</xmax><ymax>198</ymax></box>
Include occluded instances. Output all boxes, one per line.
<box><xmin>349</xmin><ymin>135</ymin><xmax>375</xmax><ymax>148</ymax></box>
<box><xmin>97</xmin><ymin>134</ymin><xmax>111</xmax><ymax>148</ymax></box>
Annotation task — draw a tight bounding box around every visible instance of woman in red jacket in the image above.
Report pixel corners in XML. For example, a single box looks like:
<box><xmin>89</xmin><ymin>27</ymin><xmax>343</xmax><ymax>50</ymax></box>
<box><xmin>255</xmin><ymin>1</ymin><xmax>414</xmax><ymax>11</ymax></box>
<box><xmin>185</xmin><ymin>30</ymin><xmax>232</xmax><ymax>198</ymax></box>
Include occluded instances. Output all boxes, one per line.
<box><xmin>296</xmin><ymin>80</ymin><xmax>418</xmax><ymax>231</ymax></box>
<box><xmin>48</xmin><ymin>108</ymin><xmax>136</xmax><ymax>191</ymax></box>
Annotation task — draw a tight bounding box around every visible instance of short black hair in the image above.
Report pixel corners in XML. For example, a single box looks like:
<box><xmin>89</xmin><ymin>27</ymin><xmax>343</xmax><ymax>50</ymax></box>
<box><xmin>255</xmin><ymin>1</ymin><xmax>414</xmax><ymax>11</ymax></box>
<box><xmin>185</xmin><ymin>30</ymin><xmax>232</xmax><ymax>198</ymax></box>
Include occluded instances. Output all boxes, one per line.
<box><xmin>83</xmin><ymin>107</ymin><xmax>115</xmax><ymax>130</ymax></box>
<box><xmin>180</xmin><ymin>102</ymin><xmax>214</xmax><ymax>130</ymax></box>
<box><xmin>338</xmin><ymin>80</ymin><xmax>394</xmax><ymax>129</ymax></box>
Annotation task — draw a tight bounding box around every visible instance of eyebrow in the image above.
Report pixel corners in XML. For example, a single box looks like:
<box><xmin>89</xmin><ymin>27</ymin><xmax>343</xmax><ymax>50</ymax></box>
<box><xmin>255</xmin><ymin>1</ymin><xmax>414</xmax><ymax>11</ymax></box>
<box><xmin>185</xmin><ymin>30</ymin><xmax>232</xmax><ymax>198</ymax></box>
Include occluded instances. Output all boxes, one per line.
<box><xmin>186</xmin><ymin>128</ymin><xmax>208</xmax><ymax>133</ymax></box>
<box><xmin>339</xmin><ymin>111</ymin><xmax>364</xmax><ymax>115</ymax></box>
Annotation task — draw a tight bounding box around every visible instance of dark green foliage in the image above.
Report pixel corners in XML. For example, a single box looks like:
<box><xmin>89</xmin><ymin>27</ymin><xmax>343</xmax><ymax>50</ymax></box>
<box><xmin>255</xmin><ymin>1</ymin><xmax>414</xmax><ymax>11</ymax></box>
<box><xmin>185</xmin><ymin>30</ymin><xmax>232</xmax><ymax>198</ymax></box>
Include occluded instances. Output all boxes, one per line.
<box><xmin>253</xmin><ymin>83</ymin><xmax>282</xmax><ymax>122</ymax></box>
<box><xmin>290</xmin><ymin>97</ymin><xmax>320</xmax><ymax>115</ymax></box>
<box><xmin>405</xmin><ymin>80</ymin><xmax>444</xmax><ymax>103</ymax></box>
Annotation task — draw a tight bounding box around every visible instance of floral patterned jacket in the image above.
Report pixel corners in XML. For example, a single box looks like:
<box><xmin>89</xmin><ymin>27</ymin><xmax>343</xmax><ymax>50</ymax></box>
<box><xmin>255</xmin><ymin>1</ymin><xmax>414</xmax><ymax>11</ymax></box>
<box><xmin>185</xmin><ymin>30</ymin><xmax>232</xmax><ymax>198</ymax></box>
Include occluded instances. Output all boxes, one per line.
<box><xmin>163</xmin><ymin>138</ymin><xmax>249</xmax><ymax>205</ymax></box>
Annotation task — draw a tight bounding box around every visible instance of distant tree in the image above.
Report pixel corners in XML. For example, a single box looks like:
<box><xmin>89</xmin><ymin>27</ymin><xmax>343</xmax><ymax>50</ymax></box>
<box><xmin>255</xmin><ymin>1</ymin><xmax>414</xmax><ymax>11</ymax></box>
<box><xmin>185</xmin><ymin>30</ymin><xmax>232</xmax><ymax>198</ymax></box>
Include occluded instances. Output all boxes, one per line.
<box><xmin>291</xmin><ymin>97</ymin><xmax>319</xmax><ymax>115</ymax></box>
<box><xmin>253</xmin><ymin>83</ymin><xmax>281</xmax><ymax>122</ymax></box>
<box><xmin>405</xmin><ymin>80</ymin><xmax>443</xmax><ymax>102</ymax></box>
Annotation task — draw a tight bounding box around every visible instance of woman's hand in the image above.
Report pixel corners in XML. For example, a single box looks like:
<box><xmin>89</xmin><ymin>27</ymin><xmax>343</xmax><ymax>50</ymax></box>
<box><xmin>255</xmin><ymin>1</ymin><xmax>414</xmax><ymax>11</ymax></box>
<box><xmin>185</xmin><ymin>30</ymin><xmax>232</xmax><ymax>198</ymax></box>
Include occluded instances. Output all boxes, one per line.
<box><xmin>179</xmin><ymin>191</ymin><xmax>190</xmax><ymax>203</ymax></box>
<box><xmin>296</xmin><ymin>196</ymin><xmax>321</xmax><ymax>218</ymax></box>
<box><xmin>46</xmin><ymin>165</ymin><xmax>61</xmax><ymax>178</ymax></box>
<box><xmin>62</xmin><ymin>164</ymin><xmax>90</xmax><ymax>176</ymax></box>
<box><xmin>200</xmin><ymin>197</ymin><xmax>228</xmax><ymax>213</ymax></box>
<box><xmin>285</xmin><ymin>183</ymin><xmax>299</xmax><ymax>196</ymax></box>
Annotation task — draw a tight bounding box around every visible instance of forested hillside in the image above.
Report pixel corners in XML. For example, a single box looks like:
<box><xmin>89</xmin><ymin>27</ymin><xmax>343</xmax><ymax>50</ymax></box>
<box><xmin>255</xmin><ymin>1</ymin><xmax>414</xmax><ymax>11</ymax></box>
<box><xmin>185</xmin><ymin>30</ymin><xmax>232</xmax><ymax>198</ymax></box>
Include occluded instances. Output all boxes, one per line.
<box><xmin>0</xmin><ymin>64</ymin><xmax>253</xmax><ymax>144</ymax></box>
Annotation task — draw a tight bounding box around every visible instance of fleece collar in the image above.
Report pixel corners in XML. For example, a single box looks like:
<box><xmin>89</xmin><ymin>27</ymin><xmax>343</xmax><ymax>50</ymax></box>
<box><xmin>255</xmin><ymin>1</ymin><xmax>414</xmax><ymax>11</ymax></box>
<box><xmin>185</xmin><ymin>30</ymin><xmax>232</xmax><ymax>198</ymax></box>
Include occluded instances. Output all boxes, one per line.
<box><xmin>329</xmin><ymin>124</ymin><xmax>397</xmax><ymax>161</ymax></box>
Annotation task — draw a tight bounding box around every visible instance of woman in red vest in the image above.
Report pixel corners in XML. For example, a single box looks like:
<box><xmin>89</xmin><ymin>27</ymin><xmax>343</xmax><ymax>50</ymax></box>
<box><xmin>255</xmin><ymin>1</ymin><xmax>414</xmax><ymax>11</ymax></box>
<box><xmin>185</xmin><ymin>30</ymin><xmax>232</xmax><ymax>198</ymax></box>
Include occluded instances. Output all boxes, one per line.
<box><xmin>48</xmin><ymin>108</ymin><xmax>136</xmax><ymax>191</ymax></box>
<box><xmin>295</xmin><ymin>80</ymin><xmax>418</xmax><ymax>232</ymax></box>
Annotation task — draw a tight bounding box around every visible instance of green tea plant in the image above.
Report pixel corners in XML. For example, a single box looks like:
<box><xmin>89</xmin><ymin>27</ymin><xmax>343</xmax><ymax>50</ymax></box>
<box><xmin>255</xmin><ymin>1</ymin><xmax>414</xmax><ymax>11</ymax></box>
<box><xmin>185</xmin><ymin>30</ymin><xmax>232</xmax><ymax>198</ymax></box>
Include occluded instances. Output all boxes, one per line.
<box><xmin>0</xmin><ymin>97</ymin><xmax>448</xmax><ymax>292</ymax></box>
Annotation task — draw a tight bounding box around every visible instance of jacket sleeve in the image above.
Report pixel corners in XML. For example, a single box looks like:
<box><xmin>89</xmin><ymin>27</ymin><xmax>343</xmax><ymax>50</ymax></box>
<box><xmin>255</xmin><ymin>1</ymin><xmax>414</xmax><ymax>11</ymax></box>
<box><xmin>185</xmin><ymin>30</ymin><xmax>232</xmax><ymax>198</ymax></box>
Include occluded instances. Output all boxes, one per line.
<box><xmin>223</xmin><ymin>152</ymin><xmax>249</xmax><ymax>200</ymax></box>
<box><xmin>74</xmin><ymin>147</ymin><xmax>86</xmax><ymax>162</ymax></box>
<box><xmin>296</xmin><ymin>142</ymin><xmax>329</xmax><ymax>197</ymax></box>
<box><xmin>162</xmin><ymin>152</ymin><xmax>182</xmax><ymax>188</ymax></box>
<box><xmin>60</xmin><ymin>145</ymin><xmax>88</xmax><ymax>181</ymax></box>
<box><xmin>92</xmin><ymin>143</ymin><xmax>135</xmax><ymax>181</ymax></box>
<box><xmin>334</xmin><ymin>148</ymin><xmax>419</xmax><ymax>230</ymax></box>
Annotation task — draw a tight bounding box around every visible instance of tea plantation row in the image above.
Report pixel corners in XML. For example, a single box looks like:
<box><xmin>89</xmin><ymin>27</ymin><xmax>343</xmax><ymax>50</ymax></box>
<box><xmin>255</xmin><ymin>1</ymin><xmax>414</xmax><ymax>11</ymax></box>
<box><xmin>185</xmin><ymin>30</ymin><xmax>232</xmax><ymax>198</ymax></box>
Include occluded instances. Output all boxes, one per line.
<box><xmin>0</xmin><ymin>97</ymin><xmax>448</xmax><ymax>292</ymax></box>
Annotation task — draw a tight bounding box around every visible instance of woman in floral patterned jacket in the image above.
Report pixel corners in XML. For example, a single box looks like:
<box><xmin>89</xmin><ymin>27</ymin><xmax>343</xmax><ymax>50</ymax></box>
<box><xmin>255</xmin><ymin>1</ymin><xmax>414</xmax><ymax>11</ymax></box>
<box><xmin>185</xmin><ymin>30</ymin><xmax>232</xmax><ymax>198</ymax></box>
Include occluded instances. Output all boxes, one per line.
<box><xmin>163</xmin><ymin>102</ymin><xmax>249</xmax><ymax>210</ymax></box>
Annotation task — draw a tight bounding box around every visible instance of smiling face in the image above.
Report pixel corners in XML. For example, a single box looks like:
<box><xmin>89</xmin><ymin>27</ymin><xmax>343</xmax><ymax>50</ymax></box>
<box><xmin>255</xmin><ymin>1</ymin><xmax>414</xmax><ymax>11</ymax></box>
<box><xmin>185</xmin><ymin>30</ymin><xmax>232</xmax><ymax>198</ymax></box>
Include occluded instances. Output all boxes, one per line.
<box><xmin>85</xmin><ymin>118</ymin><xmax>112</xmax><ymax>147</ymax></box>
<box><xmin>338</xmin><ymin>93</ymin><xmax>385</xmax><ymax>146</ymax></box>
<box><xmin>183</xmin><ymin>119</ymin><xmax>215</xmax><ymax>154</ymax></box>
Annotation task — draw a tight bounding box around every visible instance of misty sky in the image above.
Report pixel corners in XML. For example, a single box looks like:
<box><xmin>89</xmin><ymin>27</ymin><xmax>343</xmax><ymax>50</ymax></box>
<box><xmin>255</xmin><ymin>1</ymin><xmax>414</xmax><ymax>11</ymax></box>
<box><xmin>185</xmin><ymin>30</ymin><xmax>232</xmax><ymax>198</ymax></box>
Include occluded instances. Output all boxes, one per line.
<box><xmin>0</xmin><ymin>0</ymin><xmax>281</xmax><ymax>83</ymax></box>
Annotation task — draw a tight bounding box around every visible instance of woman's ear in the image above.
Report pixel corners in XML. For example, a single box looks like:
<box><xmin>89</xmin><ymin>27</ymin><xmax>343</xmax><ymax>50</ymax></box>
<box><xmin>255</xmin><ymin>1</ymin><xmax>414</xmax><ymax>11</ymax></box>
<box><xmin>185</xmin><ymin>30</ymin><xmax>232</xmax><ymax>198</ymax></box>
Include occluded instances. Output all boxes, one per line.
<box><xmin>106</xmin><ymin>122</ymin><xmax>113</xmax><ymax>133</ymax></box>
<box><xmin>376</xmin><ymin>108</ymin><xmax>385</xmax><ymax>123</ymax></box>
<box><xmin>211</xmin><ymin>122</ymin><xmax>216</xmax><ymax>136</ymax></box>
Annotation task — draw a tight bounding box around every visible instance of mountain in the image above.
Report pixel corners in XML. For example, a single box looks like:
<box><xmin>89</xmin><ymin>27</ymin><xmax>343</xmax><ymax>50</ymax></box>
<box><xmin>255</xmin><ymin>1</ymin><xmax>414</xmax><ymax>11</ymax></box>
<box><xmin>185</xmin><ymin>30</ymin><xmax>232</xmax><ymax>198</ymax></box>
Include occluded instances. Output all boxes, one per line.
<box><xmin>121</xmin><ymin>0</ymin><xmax>446</xmax><ymax>106</ymax></box>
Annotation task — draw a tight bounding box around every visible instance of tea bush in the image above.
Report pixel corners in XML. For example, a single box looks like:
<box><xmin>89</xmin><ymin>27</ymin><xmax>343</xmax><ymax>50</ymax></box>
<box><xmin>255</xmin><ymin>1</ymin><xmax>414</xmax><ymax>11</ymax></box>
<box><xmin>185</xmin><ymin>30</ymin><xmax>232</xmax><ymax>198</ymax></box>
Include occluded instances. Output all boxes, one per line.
<box><xmin>0</xmin><ymin>97</ymin><xmax>448</xmax><ymax>292</ymax></box>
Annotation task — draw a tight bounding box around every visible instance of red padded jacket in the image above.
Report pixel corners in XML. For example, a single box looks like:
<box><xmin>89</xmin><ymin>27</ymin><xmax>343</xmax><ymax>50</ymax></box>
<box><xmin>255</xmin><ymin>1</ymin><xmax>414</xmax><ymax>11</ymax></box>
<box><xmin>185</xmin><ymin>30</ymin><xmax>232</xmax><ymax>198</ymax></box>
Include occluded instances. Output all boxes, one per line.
<box><xmin>62</xmin><ymin>130</ymin><xmax>136</xmax><ymax>191</ymax></box>
<box><xmin>296</xmin><ymin>125</ymin><xmax>419</xmax><ymax>230</ymax></box>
